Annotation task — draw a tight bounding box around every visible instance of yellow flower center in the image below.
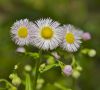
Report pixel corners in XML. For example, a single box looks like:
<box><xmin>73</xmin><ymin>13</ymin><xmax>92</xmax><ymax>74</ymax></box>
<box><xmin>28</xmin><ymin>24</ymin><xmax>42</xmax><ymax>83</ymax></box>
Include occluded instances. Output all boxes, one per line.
<box><xmin>18</xmin><ymin>27</ymin><xmax>28</xmax><ymax>38</ymax></box>
<box><xmin>41</xmin><ymin>27</ymin><xmax>53</xmax><ymax>39</ymax></box>
<box><xmin>65</xmin><ymin>32</ymin><xmax>75</xmax><ymax>44</ymax></box>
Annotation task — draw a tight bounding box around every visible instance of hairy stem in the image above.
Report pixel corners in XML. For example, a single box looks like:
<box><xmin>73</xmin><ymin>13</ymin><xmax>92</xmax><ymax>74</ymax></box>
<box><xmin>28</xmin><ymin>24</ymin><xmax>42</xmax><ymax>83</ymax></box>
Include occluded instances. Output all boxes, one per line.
<box><xmin>34</xmin><ymin>50</ymin><xmax>42</xmax><ymax>90</ymax></box>
<box><xmin>0</xmin><ymin>79</ymin><xmax>15</xmax><ymax>88</ymax></box>
<box><xmin>25</xmin><ymin>73</ymin><xmax>32</xmax><ymax>90</ymax></box>
<box><xmin>54</xmin><ymin>82</ymin><xmax>72</xmax><ymax>90</ymax></box>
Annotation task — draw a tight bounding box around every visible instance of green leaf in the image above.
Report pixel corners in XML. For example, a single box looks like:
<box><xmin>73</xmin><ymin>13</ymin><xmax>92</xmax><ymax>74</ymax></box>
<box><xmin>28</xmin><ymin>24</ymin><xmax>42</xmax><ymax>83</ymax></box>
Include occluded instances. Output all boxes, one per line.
<box><xmin>25</xmin><ymin>52</ymin><xmax>40</xmax><ymax>59</ymax></box>
<box><xmin>71</xmin><ymin>55</ymin><xmax>76</xmax><ymax>67</ymax></box>
<box><xmin>58</xmin><ymin>60</ymin><xmax>65</xmax><ymax>69</ymax></box>
<box><xmin>39</xmin><ymin>64</ymin><xmax>59</xmax><ymax>73</ymax></box>
<box><xmin>47</xmin><ymin>56</ymin><xmax>55</xmax><ymax>64</ymax></box>
<box><xmin>0</xmin><ymin>79</ymin><xmax>16</xmax><ymax>90</ymax></box>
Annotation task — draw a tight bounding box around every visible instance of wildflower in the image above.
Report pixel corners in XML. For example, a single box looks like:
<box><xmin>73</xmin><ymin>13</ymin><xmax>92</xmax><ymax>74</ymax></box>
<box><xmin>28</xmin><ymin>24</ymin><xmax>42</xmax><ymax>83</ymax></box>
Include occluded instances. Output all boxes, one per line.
<box><xmin>82</xmin><ymin>32</ymin><xmax>91</xmax><ymax>41</ymax></box>
<box><xmin>11</xmin><ymin>19</ymin><xmax>34</xmax><ymax>46</ymax></box>
<box><xmin>63</xmin><ymin>65</ymin><xmax>73</xmax><ymax>76</ymax></box>
<box><xmin>61</xmin><ymin>25</ymin><xmax>82</xmax><ymax>52</ymax></box>
<box><xmin>30</xmin><ymin>18</ymin><xmax>63</xmax><ymax>50</ymax></box>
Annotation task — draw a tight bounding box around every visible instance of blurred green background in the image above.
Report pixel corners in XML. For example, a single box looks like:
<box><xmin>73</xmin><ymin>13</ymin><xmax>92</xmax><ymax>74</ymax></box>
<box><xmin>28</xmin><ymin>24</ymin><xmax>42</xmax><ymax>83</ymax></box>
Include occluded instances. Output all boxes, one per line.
<box><xmin>0</xmin><ymin>0</ymin><xmax>100</xmax><ymax>90</ymax></box>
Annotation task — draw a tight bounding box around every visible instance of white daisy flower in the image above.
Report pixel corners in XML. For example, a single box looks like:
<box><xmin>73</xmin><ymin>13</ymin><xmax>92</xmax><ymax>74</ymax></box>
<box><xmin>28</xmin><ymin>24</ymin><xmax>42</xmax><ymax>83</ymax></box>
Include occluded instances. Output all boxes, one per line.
<box><xmin>61</xmin><ymin>24</ymin><xmax>82</xmax><ymax>52</ymax></box>
<box><xmin>11</xmin><ymin>19</ymin><xmax>34</xmax><ymax>46</ymax></box>
<box><xmin>30</xmin><ymin>18</ymin><xmax>63</xmax><ymax>50</ymax></box>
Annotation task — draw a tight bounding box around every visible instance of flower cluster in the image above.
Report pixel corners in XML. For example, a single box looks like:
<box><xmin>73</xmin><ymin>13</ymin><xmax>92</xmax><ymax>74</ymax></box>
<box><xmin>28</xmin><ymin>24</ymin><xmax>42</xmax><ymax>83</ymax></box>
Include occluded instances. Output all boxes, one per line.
<box><xmin>11</xmin><ymin>18</ymin><xmax>86</xmax><ymax>52</ymax></box>
<box><xmin>8</xmin><ymin>18</ymin><xmax>95</xmax><ymax>90</ymax></box>
<box><xmin>0</xmin><ymin>18</ymin><xmax>95</xmax><ymax>90</ymax></box>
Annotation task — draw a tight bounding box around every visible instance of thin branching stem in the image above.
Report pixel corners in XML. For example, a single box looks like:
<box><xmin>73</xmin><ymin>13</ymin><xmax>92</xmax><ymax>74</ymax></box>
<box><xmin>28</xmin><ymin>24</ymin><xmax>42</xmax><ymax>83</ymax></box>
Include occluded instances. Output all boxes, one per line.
<box><xmin>34</xmin><ymin>50</ymin><xmax>42</xmax><ymax>90</ymax></box>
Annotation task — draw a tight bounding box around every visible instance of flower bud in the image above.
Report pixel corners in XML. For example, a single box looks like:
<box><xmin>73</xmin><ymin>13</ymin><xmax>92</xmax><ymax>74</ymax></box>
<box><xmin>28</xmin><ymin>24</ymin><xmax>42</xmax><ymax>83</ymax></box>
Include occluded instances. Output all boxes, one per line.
<box><xmin>72</xmin><ymin>70</ymin><xmax>80</xmax><ymax>79</ymax></box>
<box><xmin>88</xmin><ymin>49</ymin><xmax>96</xmax><ymax>57</ymax></box>
<box><xmin>76</xmin><ymin>65</ymin><xmax>82</xmax><ymax>71</ymax></box>
<box><xmin>9</xmin><ymin>74</ymin><xmax>16</xmax><ymax>79</ymax></box>
<box><xmin>37</xmin><ymin>84</ymin><xmax>42</xmax><ymax>89</ymax></box>
<box><xmin>12</xmin><ymin>77</ymin><xmax>21</xmax><ymax>86</ymax></box>
<box><xmin>82</xmin><ymin>32</ymin><xmax>91</xmax><ymax>41</ymax></box>
<box><xmin>14</xmin><ymin>65</ymin><xmax>18</xmax><ymax>70</ymax></box>
<box><xmin>16</xmin><ymin>47</ymin><xmax>26</xmax><ymax>53</ymax></box>
<box><xmin>63</xmin><ymin>65</ymin><xmax>73</xmax><ymax>76</ymax></box>
<box><xmin>47</xmin><ymin>56</ymin><xmax>55</xmax><ymax>64</ymax></box>
<box><xmin>37</xmin><ymin>79</ymin><xmax>44</xmax><ymax>89</ymax></box>
<box><xmin>39</xmin><ymin>63</ymin><xmax>46</xmax><ymax>73</ymax></box>
<box><xmin>81</xmin><ymin>48</ymin><xmax>89</xmax><ymax>54</ymax></box>
<box><xmin>51</xmin><ymin>52</ymin><xmax>60</xmax><ymax>59</ymax></box>
<box><xmin>24</xmin><ymin>65</ymin><xmax>32</xmax><ymax>72</ymax></box>
<box><xmin>40</xmin><ymin>63</ymin><xmax>46</xmax><ymax>69</ymax></box>
<box><xmin>37</xmin><ymin>78</ymin><xmax>44</xmax><ymax>85</ymax></box>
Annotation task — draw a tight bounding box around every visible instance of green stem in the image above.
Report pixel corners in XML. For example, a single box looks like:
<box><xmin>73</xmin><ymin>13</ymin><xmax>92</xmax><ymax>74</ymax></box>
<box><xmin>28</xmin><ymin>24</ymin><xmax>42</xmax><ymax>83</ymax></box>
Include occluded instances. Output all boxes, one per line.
<box><xmin>71</xmin><ymin>55</ymin><xmax>76</xmax><ymax>66</ymax></box>
<box><xmin>34</xmin><ymin>50</ymin><xmax>42</xmax><ymax>90</ymax></box>
<box><xmin>71</xmin><ymin>55</ymin><xmax>77</xmax><ymax>90</ymax></box>
<box><xmin>0</xmin><ymin>79</ymin><xmax>15</xmax><ymax>88</ymax></box>
<box><xmin>72</xmin><ymin>78</ymin><xmax>77</xmax><ymax>90</ymax></box>
<box><xmin>25</xmin><ymin>73</ymin><xmax>32</xmax><ymax>90</ymax></box>
<box><xmin>54</xmin><ymin>83</ymin><xmax>72</xmax><ymax>90</ymax></box>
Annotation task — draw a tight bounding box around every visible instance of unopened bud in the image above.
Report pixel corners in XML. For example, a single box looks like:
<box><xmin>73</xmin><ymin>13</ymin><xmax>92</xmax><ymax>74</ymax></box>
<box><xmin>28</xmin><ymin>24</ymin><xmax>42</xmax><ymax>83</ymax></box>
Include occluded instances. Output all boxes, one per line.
<box><xmin>12</xmin><ymin>77</ymin><xmax>21</xmax><ymax>86</ymax></box>
<box><xmin>76</xmin><ymin>66</ymin><xmax>82</xmax><ymax>71</ymax></box>
<box><xmin>63</xmin><ymin>65</ymin><xmax>73</xmax><ymax>76</ymax></box>
<box><xmin>14</xmin><ymin>65</ymin><xmax>18</xmax><ymax>70</ymax></box>
<box><xmin>88</xmin><ymin>49</ymin><xmax>96</xmax><ymax>57</ymax></box>
<box><xmin>24</xmin><ymin>65</ymin><xmax>32</xmax><ymax>72</ymax></box>
<box><xmin>51</xmin><ymin>52</ymin><xmax>60</xmax><ymax>59</ymax></box>
<box><xmin>47</xmin><ymin>56</ymin><xmax>55</xmax><ymax>64</ymax></box>
<box><xmin>72</xmin><ymin>70</ymin><xmax>80</xmax><ymax>79</ymax></box>
<box><xmin>9</xmin><ymin>74</ymin><xmax>16</xmax><ymax>79</ymax></box>
<box><xmin>81</xmin><ymin>48</ymin><xmax>89</xmax><ymax>54</ymax></box>
<box><xmin>82</xmin><ymin>32</ymin><xmax>91</xmax><ymax>41</ymax></box>
<box><xmin>16</xmin><ymin>47</ymin><xmax>26</xmax><ymax>53</ymax></box>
